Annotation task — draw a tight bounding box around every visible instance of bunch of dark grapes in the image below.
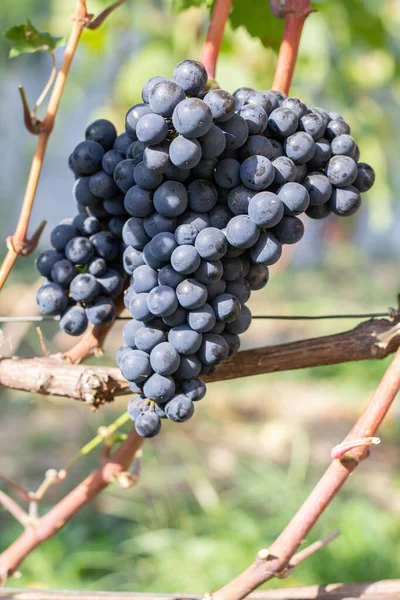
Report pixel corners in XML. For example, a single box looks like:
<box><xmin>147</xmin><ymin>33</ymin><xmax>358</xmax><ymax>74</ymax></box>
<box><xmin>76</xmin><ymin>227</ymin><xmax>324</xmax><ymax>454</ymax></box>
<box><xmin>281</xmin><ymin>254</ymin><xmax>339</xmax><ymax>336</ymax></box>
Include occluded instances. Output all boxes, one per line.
<box><xmin>35</xmin><ymin>119</ymin><xmax>129</xmax><ymax>335</ymax></box>
<box><xmin>115</xmin><ymin>60</ymin><xmax>375</xmax><ymax>438</ymax></box>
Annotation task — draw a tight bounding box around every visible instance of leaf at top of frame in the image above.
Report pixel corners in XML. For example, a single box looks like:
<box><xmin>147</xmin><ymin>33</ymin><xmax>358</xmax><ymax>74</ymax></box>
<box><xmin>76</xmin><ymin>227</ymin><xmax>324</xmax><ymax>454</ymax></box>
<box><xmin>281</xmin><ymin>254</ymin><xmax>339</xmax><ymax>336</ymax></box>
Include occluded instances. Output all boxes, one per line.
<box><xmin>4</xmin><ymin>19</ymin><xmax>63</xmax><ymax>57</ymax></box>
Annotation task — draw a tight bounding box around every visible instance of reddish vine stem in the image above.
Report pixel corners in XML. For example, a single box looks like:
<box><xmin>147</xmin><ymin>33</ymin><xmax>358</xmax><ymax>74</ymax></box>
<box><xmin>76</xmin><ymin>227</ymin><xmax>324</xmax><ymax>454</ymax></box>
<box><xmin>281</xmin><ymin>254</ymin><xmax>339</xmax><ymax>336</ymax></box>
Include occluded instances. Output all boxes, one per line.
<box><xmin>200</xmin><ymin>0</ymin><xmax>232</xmax><ymax>79</ymax></box>
<box><xmin>271</xmin><ymin>0</ymin><xmax>312</xmax><ymax>95</ymax></box>
<box><xmin>212</xmin><ymin>346</ymin><xmax>400</xmax><ymax>600</ymax></box>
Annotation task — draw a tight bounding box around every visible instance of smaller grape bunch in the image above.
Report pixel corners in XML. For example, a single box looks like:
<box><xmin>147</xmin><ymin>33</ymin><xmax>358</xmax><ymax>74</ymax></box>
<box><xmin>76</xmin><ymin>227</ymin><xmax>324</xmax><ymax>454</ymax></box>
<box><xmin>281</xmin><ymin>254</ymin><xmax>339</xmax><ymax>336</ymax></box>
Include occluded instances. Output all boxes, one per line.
<box><xmin>36</xmin><ymin>119</ymin><xmax>128</xmax><ymax>335</ymax></box>
<box><xmin>114</xmin><ymin>60</ymin><xmax>375</xmax><ymax>438</ymax></box>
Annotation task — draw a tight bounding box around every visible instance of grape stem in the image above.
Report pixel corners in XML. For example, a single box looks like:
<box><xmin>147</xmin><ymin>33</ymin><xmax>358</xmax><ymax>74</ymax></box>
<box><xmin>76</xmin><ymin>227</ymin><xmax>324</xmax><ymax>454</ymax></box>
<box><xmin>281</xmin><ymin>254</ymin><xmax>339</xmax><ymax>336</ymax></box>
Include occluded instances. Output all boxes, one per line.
<box><xmin>271</xmin><ymin>0</ymin><xmax>313</xmax><ymax>95</ymax></box>
<box><xmin>200</xmin><ymin>0</ymin><xmax>232</xmax><ymax>79</ymax></box>
<box><xmin>0</xmin><ymin>0</ymin><xmax>126</xmax><ymax>294</ymax></box>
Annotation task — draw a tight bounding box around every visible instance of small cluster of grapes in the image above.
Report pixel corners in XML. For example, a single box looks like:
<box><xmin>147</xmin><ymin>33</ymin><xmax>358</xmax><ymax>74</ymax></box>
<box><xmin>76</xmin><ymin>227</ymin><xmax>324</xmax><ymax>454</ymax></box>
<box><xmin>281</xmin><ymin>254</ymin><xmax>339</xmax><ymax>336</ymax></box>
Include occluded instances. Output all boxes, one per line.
<box><xmin>35</xmin><ymin>119</ymin><xmax>128</xmax><ymax>335</ymax></box>
<box><xmin>114</xmin><ymin>60</ymin><xmax>375</xmax><ymax>438</ymax></box>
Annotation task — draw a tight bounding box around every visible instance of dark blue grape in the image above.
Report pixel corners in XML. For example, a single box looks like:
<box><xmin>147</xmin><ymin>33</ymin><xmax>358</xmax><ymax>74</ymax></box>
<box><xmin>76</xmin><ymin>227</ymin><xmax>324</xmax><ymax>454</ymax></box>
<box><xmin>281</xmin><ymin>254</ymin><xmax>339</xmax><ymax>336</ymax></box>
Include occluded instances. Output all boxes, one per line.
<box><xmin>123</xmin><ymin>319</ymin><xmax>143</xmax><ymax>347</ymax></box>
<box><xmin>169</xmin><ymin>136</ymin><xmax>202</xmax><ymax>170</ymax></box>
<box><xmin>82</xmin><ymin>216</ymin><xmax>101</xmax><ymax>235</ymax></box>
<box><xmin>60</xmin><ymin>305</ymin><xmax>88</xmax><ymax>336</ymax></box>
<box><xmin>198</xmin><ymin>333</ymin><xmax>229</xmax><ymax>366</ymax></box>
<box><xmin>123</xmin><ymin>246</ymin><xmax>145</xmax><ymax>275</ymax></box>
<box><xmin>299</xmin><ymin>110</ymin><xmax>325</xmax><ymax>140</ymax></box>
<box><xmin>73</xmin><ymin>177</ymin><xmax>101</xmax><ymax>207</ymax></box>
<box><xmin>104</xmin><ymin>197</ymin><xmax>127</xmax><ymax>218</ymax></box>
<box><xmin>126</xmin><ymin>140</ymin><xmax>146</xmax><ymax>165</ymax></box>
<box><xmin>194</xmin><ymin>259</ymin><xmax>223</xmax><ymax>284</ymax></box>
<box><xmin>163</xmin><ymin>306</ymin><xmax>187</xmax><ymax>327</ymax></box>
<box><xmin>308</xmin><ymin>138</ymin><xmax>332</xmax><ymax>170</ymax></box>
<box><xmin>203</xmin><ymin>89</ymin><xmax>235</xmax><ymax>122</ymax></box>
<box><xmin>248</xmin><ymin>191</ymin><xmax>284</xmax><ymax>227</ymax></box>
<box><xmin>221</xmin><ymin>332</ymin><xmax>240</xmax><ymax>357</ymax></box>
<box><xmin>325</xmin><ymin>118</ymin><xmax>350</xmax><ymax>140</ymax></box>
<box><xmin>149</xmin><ymin>80</ymin><xmax>186</xmax><ymax>117</ymax></box>
<box><xmin>143</xmin><ymin>373</ymin><xmax>175</xmax><ymax>402</ymax></box>
<box><xmin>225</xmin><ymin>305</ymin><xmax>252</xmax><ymax>334</ymax></box>
<box><xmin>143</xmin><ymin>243</ymin><xmax>167</xmax><ymax>270</ymax></box>
<box><xmin>238</xmin><ymin>135</ymin><xmax>274</xmax><ymax>162</ymax></box>
<box><xmin>218</xmin><ymin>114</ymin><xmax>249</xmax><ymax>150</ymax></box>
<box><xmin>150</xmin><ymin>341</ymin><xmax>180</xmax><ymax>375</ymax></box>
<box><xmin>173</xmin><ymin>60</ymin><xmax>207</xmax><ymax>96</ymax></box>
<box><xmin>50</xmin><ymin>259</ymin><xmax>76</xmax><ymax>288</ymax></box>
<box><xmin>125</xmin><ymin>103</ymin><xmax>152</xmax><ymax>138</ymax></box>
<box><xmin>211</xmin><ymin>293</ymin><xmax>241</xmax><ymax>323</ymax></box>
<box><xmin>225</xmin><ymin>279</ymin><xmax>251</xmax><ymax>304</ymax></box>
<box><xmin>214</xmin><ymin>158</ymin><xmax>241</xmax><ymax>189</ymax></box>
<box><xmin>171</xmin><ymin>245</ymin><xmax>201</xmax><ymax>274</ymax></box>
<box><xmin>272</xmin><ymin>156</ymin><xmax>296</xmax><ymax>185</ymax></box>
<box><xmin>187</xmin><ymin>304</ymin><xmax>216</xmax><ymax>333</ymax></box>
<box><xmin>226</xmin><ymin>215</ymin><xmax>260</xmax><ymax>249</ymax></box>
<box><xmin>176</xmin><ymin>278</ymin><xmax>207</xmax><ymax>309</ymax></box>
<box><xmin>135</xmin><ymin>326</ymin><xmax>166</xmax><ymax>353</ymax></box>
<box><xmin>179</xmin><ymin>211</ymin><xmax>210</xmax><ymax>232</ymax></box>
<box><xmin>330</xmin><ymin>186</ymin><xmax>361</xmax><ymax>216</ymax></box>
<box><xmin>207</xmin><ymin>322</ymin><xmax>225</xmax><ymax>335</ymax></box>
<box><xmin>172</xmin><ymin>98</ymin><xmax>212</xmax><ymax>138</ymax></box>
<box><xmin>281</xmin><ymin>97</ymin><xmax>308</xmax><ymax>118</ymax></box>
<box><xmin>284</xmin><ymin>132</ymin><xmax>316</xmax><ymax>165</ymax></box>
<box><xmin>36</xmin><ymin>249</ymin><xmax>64</xmax><ymax>277</ymax></box>
<box><xmin>227</xmin><ymin>185</ymin><xmax>256</xmax><ymax>215</ymax></box>
<box><xmin>249</xmin><ymin>232</ymin><xmax>282</xmax><ymax>265</ymax></box>
<box><xmin>124</xmin><ymin>186</ymin><xmax>153</xmax><ymax>218</ymax></box>
<box><xmin>354</xmin><ymin>162</ymin><xmax>375</xmax><ymax>192</ymax></box>
<box><xmin>131</xmin><ymin>264</ymin><xmax>158</xmax><ymax>293</ymax></box>
<box><xmin>158</xmin><ymin>264</ymin><xmax>184</xmax><ymax>289</ymax></box>
<box><xmin>102</xmin><ymin>149</ymin><xmax>125</xmax><ymax>175</ymax></box>
<box><xmin>50</xmin><ymin>224</ymin><xmax>76</xmax><ymax>251</ymax></box>
<box><xmin>303</xmin><ymin>172</ymin><xmax>332</xmax><ymax>206</ymax></box>
<box><xmin>206</xmin><ymin>279</ymin><xmax>226</xmax><ymax>302</ymax></box>
<box><xmin>267</xmin><ymin>107</ymin><xmax>298</xmax><ymax>138</ymax></box>
<box><xmin>85</xmin><ymin>119</ymin><xmax>116</xmax><ymax>151</ymax></box>
<box><xmin>232</xmin><ymin>87</ymin><xmax>254</xmax><ymax>111</ymax></box>
<box><xmin>96</xmin><ymin>269</ymin><xmax>123</xmax><ymax>298</ymax></box>
<box><xmin>153</xmin><ymin>181</ymin><xmax>188</xmax><ymax>217</ymax></box>
<box><xmin>209</xmin><ymin>205</ymin><xmax>233</xmax><ymax>230</ymax></box>
<box><xmin>268</xmin><ymin>138</ymin><xmax>284</xmax><ymax>159</ymax></box>
<box><xmin>144</xmin><ymin>212</ymin><xmax>177</xmax><ymax>237</ymax></box>
<box><xmin>181</xmin><ymin>378</ymin><xmax>206</xmax><ymax>401</ymax></box>
<box><xmin>168</xmin><ymin>324</ymin><xmax>202</xmax><ymax>355</ymax></box>
<box><xmin>119</xmin><ymin>348</ymin><xmax>152</xmax><ymax>382</ymax></box>
<box><xmin>91</xmin><ymin>231</ymin><xmax>119</xmax><ymax>261</ymax></box>
<box><xmin>135</xmin><ymin>412</ymin><xmax>161</xmax><ymax>437</ymax></box>
<box><xmin>65</xmin><ymin>237</ymin><xmax>94</xmax><ymax>264</ymax></box>
<box><xmin>113</xmin><ymin>159</ymin><xmax>136</xmax><ymax>193</ymax></box>
<box><xmin>165</xmin><ymin>394</ymin><xmax>194</xmax><ymax>422</ymax></box>
<box><xmin>113</xmin><ymin>133</ymin><xmax>131</xmax><ymax>153</ymax></box>
<box><xmin>187</xmin><ymin>179</ymin><xmax>218</xmax><ymax>213</ymax></box>
<box><xmin>195</xmin><ymin>227</ymin><xmax>228</xmax><ymax>260</ymax></box>
<box><xmin>164</xmin><ymin>162</ymin><xmax>192</xmax><ymax>183</ymax></box>
<box><xmin>240</xmin><ymin>104</ymin><xmax>267</xmax><ymax>135</ymax></box>
<box><xmin>198</xmin><ymin>124</ymin><xmax>226</xmax><ymax>158</ymax></box>
<box><xmin>326</xmin><ymin>155</ymin><xmax>358</xmax><ymax>187</ymax></box>
<box><xmin>142</xmin><ymin>76</ymin><xmax>170</xmax><ymax>103</ymax></box>
<box><xmin>129</xmin><ymin>292</ymin><xmax>153</xmax><ymax>322</ymax></box>
<box><xmin>128</xmin><ymin>397</ymin><xmax>149</xmax><ymax>420</ymax></box>
<box><xmin>175</xmin><ymin>355</ymin><xmax>202</xmax><ymax>379</ymax></box>
<box><xmin>221</xmin><ymin>257</ymin><xmax>245</xmax><ymax>281</ymax></box>
<box><xmin>331</xmin><ymin>134</ymin><xmax>356</xmax><ymax>158</ymax></box>
<box><xmin>37</xmin><ymin>283</ymin><xmax>67</xmax><ymax>316</ymax></box>
<box><xmin>273</xmin><ymin>216</ymin><xmax>304</xmax><ymax>244</ymax></box>
<box><xmin>246</xmin><ymin>264</ymin><xmax>269</xmax><ymax>290</ymax></box>
<box><xmin>143</xmin><ymin>141</ymin><xmax>171</xmax><ymax>174</ymax></box>
<box><xmin>306</xmin><ymin>203</ymin><xmax>332</xmax><ymax>219</ymax></box>
<box><xmin>278</xmin><ymin>182</ymin><xmax>310</xmax><ymax>215</ymax></box>
<box><xmin>174</xmin><ymin>223</ymin><xmax>198</xmax><ymax>246</ymax></box>
<box><xmin>124</xmin><ymin>287</ymin><xmax>136</xmax><ymax>310</ymax></box>
<box><xmin>89</xmin><ymin>171</ymin><xmax>119</xmax><ymax>199</ymax></box>
<box><xmin>122</xmin><ymin>217</ymin><xmax>150</xmax><ymax>250</ymax></box>
<box><xmin>149</xmin><ymin>232</ymin><xmax>177</xmax><ymax>261</ymax></box>
<box><xmin>72</xmin><ymin>140</ymin><xmax>104</xmax><ymax>175</ymax></box>
<box><xmin>136</xmin><ymin>113</ymin><xmax>168</xmax><ymax>145</ymax></box>
<box><xmin>147</xmin><ymin>285</ymin><xmax>178</xmax><ymax>317</ymax></box>
<box><xmin>239</xmin><ymin>155</ymin><xmax>275</xmax><ymax>191</ymax></box>
<box><xmin>134</xmin><ymin>162</ymin><xmax>163</xmax><ymax>191</ymax></box>
<box><xmin>70</xmin><ymin>273</ymin><xmax>99</xmax><ymax>302</ymax></box>
<box><xmin>244</xmin><ymin>91</ymin><xmax>274</xmax><ymax>114</ymax></box>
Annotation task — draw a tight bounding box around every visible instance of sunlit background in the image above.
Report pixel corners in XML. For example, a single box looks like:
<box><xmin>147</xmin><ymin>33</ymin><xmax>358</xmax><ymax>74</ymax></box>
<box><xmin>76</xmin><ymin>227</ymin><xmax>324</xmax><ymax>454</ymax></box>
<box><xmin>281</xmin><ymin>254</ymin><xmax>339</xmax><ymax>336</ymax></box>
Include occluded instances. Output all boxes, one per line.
<box><xmin>1</xmin><ymin>0</ymin><xmax>400</xmax><ymax>592</ymax></box>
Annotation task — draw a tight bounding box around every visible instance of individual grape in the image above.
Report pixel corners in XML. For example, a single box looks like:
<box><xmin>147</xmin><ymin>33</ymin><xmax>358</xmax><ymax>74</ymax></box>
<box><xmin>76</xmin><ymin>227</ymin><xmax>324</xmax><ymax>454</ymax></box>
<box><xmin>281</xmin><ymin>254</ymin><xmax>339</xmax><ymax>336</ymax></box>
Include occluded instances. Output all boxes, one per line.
<box><xmin>246</xmin><ymin>264</ymin><xmax>269</xmax><ymax>290</ymax></box>
<box><xmin>158</xmin><ymin>264</ymin><xmax>185</xmax><ymax>288</ymax></box>
<box><xmin>198</xmin><ymin>124</ymin><xmax>226</xmax><ymax>158</ymax></box>
<box><xmin>133</xmin><ymin>162</ymin><xmax>163</xmax><ymax>191</ymax></box>
<box><xmin>129</xmin><ymin>292</ymin><xmax>153</xmax><ymax>322</ymax></box>
<box><xmin>164</xmin><ymin>394</ymin><xmax>194</xmax><ymax>422</ymax></box>
<box><xmin>50</xmin><ymin>224</ymin><xmax>76</xmax><ymax>251</ymax></box>
<box><xmin>299</xmin><ymin>110</ymin><xmax>325</xmax><ymax>140</ymax></box>
<box><xmin>163</xmin><ymin>306</ymin><xmax>187</xmax><ymax>327</ymax></box>
<box><xmin>221</xmin><ymin>257</ymin><xmax>244</xmax><ymax>281</ymax></box>
<box><xmin>153</xmin><ymin>181</ymin><xmax>188</xmax><ymax>217</ymax></box>
<box><xmin>102</xmin><ymin>149</ymin><xmax>125</xmax><ymax>174</ymax></box>
<box><xmin>249</xmin><ymin>232</ymin><xmax>282</xmax><ymax>265</ymax></box>
<box><xmin>172</xmin><ymin>98</ymin><xmax>212</xmax><ymax>138</ymax></box>
<box><xmin>104</xmin><ymin>198</ymin><xmax>127</xmax><ymax>219</ymax></box>
<box><xmin>143</xmin><ymin>142</ymin><xmax>171</xmax><ymax>174</ymax></box>
<box><xmin>125</xmin><ymin>103</ymin><xmax>152</xmax><ymax>138</ymax></box>
<box><xmin>164</xmin><ymin>162</ymin><xmax>191</xmax><ymax>183</ymax></box>
<box><xmin>181</xmin><ymin>378</ymin><xmax>206</xmax><ymax>401</ymax></box>
<box><xmin>143</xmin><ymin>373</ymin><xmax>175</xmax><ymax>402</ymax></box>
<box><xmin>169</xmin><ymin>136</ymin><xmax>202</xmax><ymax>170</ymax></box>
<box><xmin>218</xmin><ymin>114</ymin><xmax>249</xmax><ymax>150</ymax></box>
<box><xmin>124</xmin><ymin>186</ymin><xmax>153</xmax><ymax>218</ymax></box>
<box><xmin>330</xmin><ymin>186</ymin><xmax>361</xmax><ymax>216</ymax></box>
<box><xmin>281</xmin><ymin>97</ymin><xmax>308</xmax><ymax>118</ymax></box>
<box><xmin>142</xmin><ymin>243</ymin><xmax>166</xmax><ymax>270</ymax></box>
<box><xmin>135</xmin><ymin>412</ymin><xmax>162</xmax><ymax>438</ymax></box>
<box><xmin>227</xmin><ymin>185</ymin><xmax>256</xmax><ymax>215</ymax></box>
<box><xmin>325</xmin><ymin>118</ymin><xmax>350</xmax><ymax>140</ymax></box>
<box><xmin>225</xmin><ymin>305</ymin><xmax>252</xmax><ymax>334</ymax></box>
<box><xmin>119</xmin><ymin>348</ymin><xmax>152</xmax><ymax>382</ymax></box>
<box><xmin>203</xmin><ymin>89</ymin><xmax>235</xmax><ymax>122</ymax></box>
<box><xmin>50</xmin><ymin>259</ymin><xmax>77</xmax><ymax>288</ymax></box>
<box><xmin>239</xmin><ymin>155</ymin><xmax>275</xmax><ymax>191</ymax></box>
<box><xmin>194</xmin><ymin>259</ymin><xmax>223</xmax><ymax>284</ymax></box>
<box><xmin>187</xmin><ymin>179</ymin><xmax>218</xmax><ymax>212</ymax></box>
<box><xmin>211</xmin><ymin>293</ymin><xmax>241</xmax><ymax>323</ymax></box>
<box><xmin>284</xmin><ymin>132</ymin><xmax>316</xmax><ymax>165</ymax></box>
<box><xmin>36</xmin><ymin>249</ymin><xmax>64</xmax><ymax>277</ymax></box>
<box><xmin>149</xmin><ymin>80</ymin><xmax>186</xmax><ymax>117</ymax></box>
<box><xmin>135</xmin><ymin>326</ymin><xmax>166</xmax><ymax>353</ymax></box>
<box><xmin>278</xmin><ymin>182</ymin><xmax>310</xmax><ymax>215</ymax></box>
<box><xmin>303</xmin><ymin>172</ymin><xmax>332</xmax><ymax>206</ymax></box>
<box><xmin>179</xmin><ymin>210</ymin><xmax>210</xmax><ymax>232</ymax></box>
<box><xmin>221</xmin><ymin>331</ymin><xmax>240</xmax><ymax>357</ymax></box>
<box><xmin>150</xmin><ymin>232</ymin><xmax>177</xmax><ymax>261</ymax></box>
<box><xmin>89</xmin><ymin>171</ymin><xmax>119</xmax><ymax>199</ymax></box>
<box><xmin>176</xmin><ymin>278</ymin><xmax>207</xmax><ymax>309</ymax></box>
<box><xmin>147</xmin><ymin>285</ymin><xmax>178</xmax><ymax>317</ymax></box>
<box><xmin>70</xmin><ymin>273</ymin><xmax>99</xmax><ymax>302</ymax></box>
<box><xmin>173</xmin><ymin>59</ymin><xmax>207</xmax><ymax>96</ymax></box>
<box><xmin>272</xmin><ymin>156</ymin><xmax>296</xmax><ymax>185</ymax></box>
<box><xmin>226</xmin><ymin>215</ymin><xmax>260</xmax><ymax>250</ymax></box>
<box><xmin>326</xmin><ymin>155</ymin><xmax>358</xmax><ymax>187</ymax></box>
<box><xmin>171</xmin><ymin>245</ymin><xmax>201</xmax><ymax>274</ymax></box>
<box><xmin>306</xmin><ymin>203</ymin><xmax>332</xmax><ymax>219</ymax></box>
<box><xmin>91</xmin><ymin>231</ymin><xmax>119</xmax><ymax>261</ymax></box>
<box><xmin>187</xmin><ymin>304</ymin><xmax>216</xmax><ymax>333</ymax></box>
<box><xmin>122</xmin><ymin>217</ymin><xmax>150</xmax><ymax>249</ymax></box>
<box><xmin>209</xmin><ymin>205</ymin><xmax>233</xmax><ymax>230</ymax></box>
<box><xmin>168</xmin><ymin>324</ymin><xmax>202</xmax><ymax>355</ymax></box>
<box><xmin>126</xmin><ymin>140</ymin><xmax>146</xmax><ymax>165</ymax></box>
<box><xmin>267</xmin><ymin>107</ymin><xmax>298</xmax><ymax>138</ymax></box>
<box><xmin>113</xmin><ymin>159</ymin><xmax>136</xmax><ymax>193</ymax></box>
<box><xmin>225</xmin><ymin>279</ymin><xmax>251</xmax><ymax>304</ymax></box>
<box><xmin>144</xmin><ymin>212</ymin><xmax>177</xmax><ymax>237</ymax></box>
<box><xmin>65</xmin><ymin>237</ymin><xmax>94</xmax><ymax>264</ymax></box>
<box><xmin>198</xmin><ymin>333</ymin><xmax>229</xmax><ymax>366</ymax></box>
<box><xmin>244</xmin><ymin>91</ymin><xmax>274</xmax><ymax>114</ymax></box>
<box><xmin>331</xmin><ymin>134</ymin><xmax>356</xmax><ymax>157</ymax></box>
<box><xmin>113</xmin><ymin>133</ymin><xmax>131</xmax><ymax>153</ymax></box>
<box><xmin>73</xmin><ymin>178</ymin><xmax>102</xmax><ymax>207</ymax></box>
<box><xmin>206</xmin><ymin>279</ymin><xmax>226</xmax><ymax>301</ymax></box>
<box><xmin>128</xmin><ymin>397</ymin><xmax>149</xmax><ymax>420</ymax></box>
<box><xmin>123</xmin><ymin>319</ymin><xmax>143</xmax><ymax>348</ymax></box>
<box><xmin>273</xmin><ymin>216</ymin><xmax>304</xmax><ymax>244</ymax></box>
<box><xmin>238</xmin><ymin>135</ymin><xmax>274</xmax><ymax>162</ymax></box>
<box><xmin>214</xmin><ymin>158</ymin><xmax>241</xmax><ymax>189</ymax></box>
<box><xmin>150</xmin><ymin>342</ymin><xmax>180</xmax><ymax>375</ymax></box>
<box><xmin>233</xmin><ymin>86</ymin><xmax>254</xmax><ymax>111</ymax></box>
<box><xmin>123</xmin><ymin>246</ymin><xmax>145</xmax><ymax>275</ymax></box>
<box><xmin>96</xmin><ymin>269</ymin><xmax>123</xmax><ymax>298</ymax></box>
<box><xmin>86</xmin><ymin>296</ymin><xmax>116</xmax><ymax>326</ymax></box>
<box><xmin>269</xmin><ymin>138</ymin><xmax>284</xmax><ymax>159</ymax></box>
<box><xmin>82</xmin><ymin>216</ymin><xmax>101</xmax><ymax>235</ymax></box>
<box><xmin>248</xmin><ymin>192</ymin><xmax>284</xmax><ymax>227</ymax></box>
<box><xmin>313</xmin><ymin>107</ymin><xmax>330</xmax><ymax>128</ymax></box>
<box><xmin>353</xmin><ymin>163</ymin><xmax>375</xmax><ymax>192</ymax></box>
<box><xmin>142</xmin><ymin>75</ymin><xmax>170</xmax><ymax>103</ymax></box>
<box><xmin>136</xmin><ymin>113</ymin><xmax>168</xmax><ymax>145</ymax></box>
<box><xmin>195</xmin><ymin>227</ymin><xmax>228</xmax><ymax>260</ymax></box>
<box><xmin>37</xmin><ymin>283</ymin><xmax>67</xmax><ymax>316</ymax></box>
<box><xmin>72</xmin><ymin>140</ymin><xmax>104</xmax><ymax>174</ymax></box>
<box><xmin>240</xmin><ymin>104</ymin><xmax>268</xmax><ymax>135</ymax></box>
<box><xmin>174</xmin><ymin>223</ymin><xmax>198</xmax><ymax>246</ymax></box>
<box><xmin>124</xmin><ymin>286</ymin><xmax>136</xmax><ymax>310</ymax></box>
<box><xmin>60</xmin><ymin>305</ymin><xmax>88</xmax><ymax>336</ymax></box>
<box><xmin>175</xmin><ymin>354</ymin><xmax>202</xmax><ymax>379</ymax></box>
<box><xmin>189</xmin><ymin>157</ymin><xmax>215</xmax><ymax>181</ymax></box>
<box><xmin>307</xmin><ymin>138</ymin><xmax>332</xmax><ymax>170</ymax></box>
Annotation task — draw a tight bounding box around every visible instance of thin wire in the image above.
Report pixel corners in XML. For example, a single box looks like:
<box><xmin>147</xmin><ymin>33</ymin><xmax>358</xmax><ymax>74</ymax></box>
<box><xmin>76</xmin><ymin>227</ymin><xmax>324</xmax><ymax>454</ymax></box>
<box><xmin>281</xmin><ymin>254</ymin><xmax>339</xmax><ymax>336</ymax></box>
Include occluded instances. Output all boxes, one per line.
<box><xmin>0</xmin><ymin>311</ymin><xmax>391</xmax><ymax>324</ymax></box>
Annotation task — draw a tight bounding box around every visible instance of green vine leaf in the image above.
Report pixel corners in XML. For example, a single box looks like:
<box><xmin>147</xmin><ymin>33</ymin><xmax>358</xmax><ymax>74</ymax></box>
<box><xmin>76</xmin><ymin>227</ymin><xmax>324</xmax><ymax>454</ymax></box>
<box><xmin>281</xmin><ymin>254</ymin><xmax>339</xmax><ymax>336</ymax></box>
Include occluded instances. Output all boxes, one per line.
<box><xmin>230</xmin><ymin>0</ymin><xmax>284</xmax><ymax>50</ymax></box>
<box><xmin>4</xmin><ymin>20</ymin><xmax>63</xmax><ymax>57</ymax></box>
<box><xmin>172</xmin><ymin>0</ymin><xmax>214</xmax><ymax>14</ymax></box>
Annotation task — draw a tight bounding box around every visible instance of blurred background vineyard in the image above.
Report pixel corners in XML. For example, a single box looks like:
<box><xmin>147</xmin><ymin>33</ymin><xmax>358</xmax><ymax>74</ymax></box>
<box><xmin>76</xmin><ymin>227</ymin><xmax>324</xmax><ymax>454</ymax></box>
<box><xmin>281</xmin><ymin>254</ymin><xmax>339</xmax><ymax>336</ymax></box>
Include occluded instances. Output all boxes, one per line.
<box><xmin>1</xmin><ymin>0</ymin><xmax>400</xmax><ymax>593</ymax></box>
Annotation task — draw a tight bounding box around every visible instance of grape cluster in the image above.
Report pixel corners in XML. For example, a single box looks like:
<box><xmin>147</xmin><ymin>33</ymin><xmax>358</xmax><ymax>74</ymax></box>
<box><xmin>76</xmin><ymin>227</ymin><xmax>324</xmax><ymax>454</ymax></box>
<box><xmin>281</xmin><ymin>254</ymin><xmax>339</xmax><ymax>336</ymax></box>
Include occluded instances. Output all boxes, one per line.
<box><xmin>36</xmin><ymin>119</ymin><xmax>128</xmax><ymax>335</ymax></box>
<box><xmin>115</xmin><ymin>60</ymin><xmax>375</xmax><ymax>438</ymax></box>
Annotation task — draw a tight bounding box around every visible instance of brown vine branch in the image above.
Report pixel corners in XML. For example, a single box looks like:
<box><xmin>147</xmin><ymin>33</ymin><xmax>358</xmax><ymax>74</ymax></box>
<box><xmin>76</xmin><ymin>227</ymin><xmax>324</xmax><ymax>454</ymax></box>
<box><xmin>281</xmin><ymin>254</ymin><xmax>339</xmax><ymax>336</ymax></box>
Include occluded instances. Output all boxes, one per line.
<box><xmin>86</xmin><ymin>0</ymin><xmax>128</xmax><ymax>30</ymax></box>
<box><xmin>211</xmin><ymin>345</ymin><xmax>400</xmax><ymax>600</ymax></box>
<box><xmin>200</xmin><ymin>0</ymin><xmax>232</xmax><ymax>79</ymax></box>
<box><xmin>0</xmin><ymin>317</ymin><xmax>399</xmax><ymax>404</ymax></box>
<box><xmin>0</xmin><ymin>492</ymin><xmax>29</xmax><ymax>528</ymax></box>
<box><xmin>32</xmin><ymin>52</ymin><xmax>57</xmax><ymax>118</ymax></box>
<box><xmin>0</xmin><ymin>427</ymin><xmax>144</xmax><ymax>583</ymax></box>
<box><xmin>271</xmin><ymin>0</ymin><xmax>312</xmax><ymax>95</ymax></box>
